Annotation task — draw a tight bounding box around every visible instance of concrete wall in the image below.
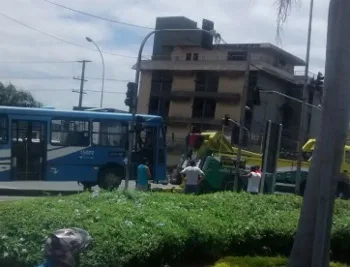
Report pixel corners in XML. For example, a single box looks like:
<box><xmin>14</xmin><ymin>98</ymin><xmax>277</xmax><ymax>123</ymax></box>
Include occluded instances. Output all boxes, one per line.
<box><xmin>252</xmin><ymin>73</ymin><xmax>289</xmax><ymax>134</ymax></box>
<box><xmin>137</xmin><ymin>71</ymin><xmax>152</xmax><ymax>114</ymax></box>
<box><xmin>214</xmin><ymin>73</ymin><xmax>244</xmax><ymax>121</ymax></box>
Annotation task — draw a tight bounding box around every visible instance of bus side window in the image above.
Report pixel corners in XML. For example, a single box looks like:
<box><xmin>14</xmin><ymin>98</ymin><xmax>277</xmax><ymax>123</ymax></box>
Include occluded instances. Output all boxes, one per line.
<box><xmin>0</xmin><ymin>116</ymin><xmax>8</xmax><ymax>144</ymax></box>
<box><xmin>92</xmin><ymin>120</ymin><xmax>127</xmax><ymax>147</ymax></box>
<box><xmin>51</xmin><ymin>119</ymin><xmax>90</xmax><ymax>147</ymax></box>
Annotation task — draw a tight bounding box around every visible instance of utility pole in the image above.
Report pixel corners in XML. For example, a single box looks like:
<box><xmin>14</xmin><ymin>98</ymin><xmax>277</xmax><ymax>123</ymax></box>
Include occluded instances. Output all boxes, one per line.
<box><xmin>295</xmin><ymin>0</ymin><xmax>314</xmax><ymax>195</ymax></box>
<box><xmin>73</xmin><ymin>60</ymin><xmax>92</xmax><ymax>108</ymax></box>
<box><xmin>234</xmin><ymin>50</ymin><xmax>251</xmax><ymax>191</ymax></box>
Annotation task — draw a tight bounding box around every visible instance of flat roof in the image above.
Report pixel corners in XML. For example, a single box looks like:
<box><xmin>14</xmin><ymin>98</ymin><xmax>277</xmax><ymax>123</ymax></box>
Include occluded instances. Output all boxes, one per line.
<box><xmin>0</xmin><ymin>106</ymin><xmax>162</xmax><ymax>123</ymax></box>
<box><xmin>217</xmin><ymin>43</ymin><xmax>306</xmax><ymax>66</ymax></box>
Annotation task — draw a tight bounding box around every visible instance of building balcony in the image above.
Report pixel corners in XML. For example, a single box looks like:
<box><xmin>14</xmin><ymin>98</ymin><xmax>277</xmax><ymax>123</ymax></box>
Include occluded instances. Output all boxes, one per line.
<box><xmin>150</xmin><ymin>90</ymin><xmax>241</xmax><ymax>104</ymax></box>
<box><xmin>166</xmin><ymin>116</ymin><xmax>222</xmax><ymax>126</ymax></box>
<box><xmin>172</xmin><ymin>90</ymin><xmax>240</xmax><ymax>103</ymax></box>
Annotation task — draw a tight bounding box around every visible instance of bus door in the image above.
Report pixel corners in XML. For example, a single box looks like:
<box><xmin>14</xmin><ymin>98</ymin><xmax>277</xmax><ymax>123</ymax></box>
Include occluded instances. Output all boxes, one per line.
<box><xmin>11</xmin><ymin>120</ymin><xmax>47</xmax><ymax>181</ymax></box>
<box><xmin>154</xmin><ymin>126</ymin><xmax>167</xmax><ymax>184</ymax></box>
<box><xmin>0</xmin><ymin>115</ymin><xmax>10</xmax><ymax>181</ymax></box>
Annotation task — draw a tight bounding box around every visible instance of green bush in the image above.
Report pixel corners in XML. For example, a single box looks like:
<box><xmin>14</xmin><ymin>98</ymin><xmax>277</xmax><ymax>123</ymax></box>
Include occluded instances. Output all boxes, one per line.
<box><xmin>0</xmin><ymin>191</ymin><xmax>350</xmax><ymax>267</ymax></box>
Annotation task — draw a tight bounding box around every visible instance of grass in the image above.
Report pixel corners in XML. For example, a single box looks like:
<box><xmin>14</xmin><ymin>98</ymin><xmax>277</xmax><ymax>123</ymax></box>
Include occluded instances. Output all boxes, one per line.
<box><xmin>0</xmin><ymin>191</ymin><xmax>350</xmax><ymax>266</ymax></box>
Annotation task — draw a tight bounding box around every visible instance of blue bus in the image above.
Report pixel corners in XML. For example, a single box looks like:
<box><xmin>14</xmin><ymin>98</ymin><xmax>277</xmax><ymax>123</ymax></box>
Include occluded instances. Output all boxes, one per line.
<box><xmin>0</xmin><ymin>106</ymin><xmax>167</xmax><ymax>189</ymax></box>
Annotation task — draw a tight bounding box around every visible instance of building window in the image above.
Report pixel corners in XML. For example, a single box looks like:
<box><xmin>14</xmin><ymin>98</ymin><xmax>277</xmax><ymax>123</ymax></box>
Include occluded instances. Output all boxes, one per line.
<box><xmin>150</xmin><ymin>71</ymin><xmax>172</xmax><ymax>118</ymax></box>
<box><xmin>193</xmin><ymin>53</ymin><xmax>199</xmax><ymax>61</ymax></box>
<box><xmin>51</xmin><ymin>119</ymin><xmax>90</xmax><ymax>146</ymax></box>
<box><xmin>0</xmin><ymin>116</ymin><xmax>8</xmax><ymax>144</ymax></box>
<box><xmin>92</xmin><ymin>120</ymin><xmax>127</xmax><ymax>147</ymax></box>
<box><xmin>227</xmin><ymin>51</ymin><xmax>247</xmax><ymax>61</ymax></box>
<box><xmin>195</xmin><ymin>71</ymin><xmax>219</xmax><ymax>92</ymax></box>
<box><xmin>307</xmin><ymin>113</ymin><xmax>312</xmax><ymax>135</ymax></box>
<box><xmin>308</xmin><ymin>91</ymin><xmax>314</xmax><ymax>105</ymax></box>
<box><xmin>148</xmin><ymin>96</ymin><xmax>170</xmax><ymax>118</ymax></box>
<box><xmin>186</xmin><ymin>53</ymin><xmax>192</xmax><ymax>61</ymax></box>
<box><xmin>192</xmin><ymin>98</ymin><xmax>216</xmax><ymax>119</ymax></box>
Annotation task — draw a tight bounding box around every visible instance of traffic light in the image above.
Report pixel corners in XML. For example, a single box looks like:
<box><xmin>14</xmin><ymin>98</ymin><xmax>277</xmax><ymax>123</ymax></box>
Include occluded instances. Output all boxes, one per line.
<box><xmin>222</xmin><ymin>114</ymin><xmax>230</xmax><ymax>126</ymax></box>
<box><xmin>125</xmin><ymin>82</ymin><xmax>137</xmax><ymax>110</ymax></box>
<box><xmin>315</xmin><ymin>72</ymin><xmax>324</xmax><ymax>92</ymax></box>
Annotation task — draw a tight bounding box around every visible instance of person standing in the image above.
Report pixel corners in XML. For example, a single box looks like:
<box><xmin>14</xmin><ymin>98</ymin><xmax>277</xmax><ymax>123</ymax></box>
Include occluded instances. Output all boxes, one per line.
<box><xmin>246</xmin><ymin>165</ymin><xmax>262</xmax><ymax>194</ymax></box>
<box><xmin>180</xmin><ymin>160</ymin><xmax>205</xmax><ymax>194</ymax></box>
<box><xmin>136</xmin><ymin>158</ymin><xmax>151</xmax><ymax>191</ymax></box>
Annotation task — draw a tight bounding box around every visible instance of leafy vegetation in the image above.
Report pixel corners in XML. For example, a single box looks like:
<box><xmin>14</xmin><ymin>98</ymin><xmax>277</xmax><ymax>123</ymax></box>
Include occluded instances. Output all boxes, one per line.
<box><xmin>214</xmin><ymin>256</ymin><xmax>348</xmax><ymax>267</ymax></box>
<box><xmin>0</xmin><ymin>82</ymin><xmax>42</xmax><ymax>107</ymax></box>
<box><xmin>0</xmin><ymin>191</ymin><xmax>350</xmax><ymax>267</ymax></box>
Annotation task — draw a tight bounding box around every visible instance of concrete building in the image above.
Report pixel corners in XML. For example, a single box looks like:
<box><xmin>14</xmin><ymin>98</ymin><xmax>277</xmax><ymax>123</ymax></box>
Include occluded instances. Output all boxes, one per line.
<box><xmin>137</xmin><ymin>16</ymin><xmax>322</xmax><ymax>156</ymax></box>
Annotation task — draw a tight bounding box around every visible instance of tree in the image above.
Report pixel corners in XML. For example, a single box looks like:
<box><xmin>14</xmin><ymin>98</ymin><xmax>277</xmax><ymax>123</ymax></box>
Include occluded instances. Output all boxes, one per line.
<box><xmin>0</xmin><ymin>82</ymin><xmax>42</xmax><ymax>107</ymax></box>
<box><xmin>274</xmin><ymin>1</ymin><xmax>350</xmax><ymax>266</ymax></box>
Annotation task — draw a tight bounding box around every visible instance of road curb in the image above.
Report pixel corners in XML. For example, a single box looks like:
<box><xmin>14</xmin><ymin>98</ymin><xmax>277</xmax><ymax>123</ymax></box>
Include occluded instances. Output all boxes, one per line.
<box><xmin>0</xmin><ymin>188</ymin><xmax>81</xmax><ymax>197</ymax></box>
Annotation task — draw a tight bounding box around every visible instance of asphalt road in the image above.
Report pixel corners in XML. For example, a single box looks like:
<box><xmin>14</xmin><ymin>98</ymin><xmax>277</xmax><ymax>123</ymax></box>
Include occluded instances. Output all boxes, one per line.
<box><xmin>0</xmin><ymin>181</ymin><xmax>175</xmax><ymax>201</ymax></box>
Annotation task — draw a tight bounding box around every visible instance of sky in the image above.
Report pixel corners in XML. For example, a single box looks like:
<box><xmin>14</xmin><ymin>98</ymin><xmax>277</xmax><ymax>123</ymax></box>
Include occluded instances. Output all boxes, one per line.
<box><xmin>0</xmin><ymin>0</ymin><xmax>329</xmax><ymax>110</ymax></box>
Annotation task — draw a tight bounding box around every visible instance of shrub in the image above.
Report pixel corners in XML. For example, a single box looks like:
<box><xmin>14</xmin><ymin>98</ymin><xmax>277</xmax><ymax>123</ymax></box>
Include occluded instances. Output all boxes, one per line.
<box><xmin>0</xmin><ymin>192</ymin><xmax>350</xmax><ymax>266</ymax></box>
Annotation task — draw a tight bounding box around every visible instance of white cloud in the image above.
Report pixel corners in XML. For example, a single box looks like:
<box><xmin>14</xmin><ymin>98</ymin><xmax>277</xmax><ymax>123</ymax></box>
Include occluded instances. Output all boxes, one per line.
<box><xmin>0</xmin><ymin>0</ymin><xmax>328</xmax><ymax>109</ymax></box>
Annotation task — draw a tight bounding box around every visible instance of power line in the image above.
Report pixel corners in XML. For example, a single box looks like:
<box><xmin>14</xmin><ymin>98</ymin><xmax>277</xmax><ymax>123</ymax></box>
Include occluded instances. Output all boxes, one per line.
<box><xmin>29</xmin><ymin>88</ymin><xmax>124</xmax><ymax>94</ymax></box>
<box><xmin>0</xmin><ymin>60</ymin><xmax>77</xmax><ymax>64</ymax></box>
<box><xmin>42</xmin><ymin>0</ymin><xmax>153</xmax><ymax>30</ymax></box>
<box><xmin>0</xmin><ymin>76</ymin><xmax>131</xmax><ymax>82</ymax></box>
<box><xmin>0</xmin><ymin>12</ymin><xmax>137</xmax><ymax>59</ymax></box>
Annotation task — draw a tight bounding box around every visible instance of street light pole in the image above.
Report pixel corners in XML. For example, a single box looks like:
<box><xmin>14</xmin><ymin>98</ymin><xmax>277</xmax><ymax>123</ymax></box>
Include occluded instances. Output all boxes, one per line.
<box><xmin>124</xmin><ymin>28</ymin><xmax>220</xmax><ymax>190</ymax></box>
<box><xmin>234</xmin><ymin>50</ymin><xmax>252</xmax><ymax>191</ymax></box>
<box><xmin>295</xmin><ymin>0</ymin><xmax>314</xmax><ymax>195</ymax></box>
<box><xmin>86</xmin><ymin>37</ymin><xmax>105</xmax><ymax>108</ymax></box>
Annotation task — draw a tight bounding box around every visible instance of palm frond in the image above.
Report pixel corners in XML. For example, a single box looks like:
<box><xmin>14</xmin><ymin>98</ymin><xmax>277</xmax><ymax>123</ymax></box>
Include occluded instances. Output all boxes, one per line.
<box><xmin>275</xmin><ymin>0</ymin><xmax>300</xmax><ymax>43</ymax></box>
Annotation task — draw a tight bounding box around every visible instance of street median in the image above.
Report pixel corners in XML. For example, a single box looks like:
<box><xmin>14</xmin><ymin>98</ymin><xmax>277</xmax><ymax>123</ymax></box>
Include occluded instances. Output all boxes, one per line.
<box><xmin>0</xmin><ymin>191</ymin><xmax>349</xmax><ymax>266</ymax></box>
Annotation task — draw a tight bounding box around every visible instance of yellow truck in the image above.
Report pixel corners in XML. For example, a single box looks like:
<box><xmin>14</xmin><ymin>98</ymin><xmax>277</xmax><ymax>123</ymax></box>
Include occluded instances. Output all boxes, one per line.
<box><xmin>175</xmin><ymin>131</ymin><xmax>350</xmax><ymax>197</ymax></box>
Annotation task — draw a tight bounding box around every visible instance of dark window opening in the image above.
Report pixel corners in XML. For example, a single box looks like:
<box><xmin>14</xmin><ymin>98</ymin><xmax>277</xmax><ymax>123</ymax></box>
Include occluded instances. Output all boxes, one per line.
<box><xmin>279</xmin><ymin>59</ymin><xmax>286</xmax><ymax>66</ymax></box>
<box><xmin>307</xmin><ymin>113</ymin><xmax>312</xmax><ymax>135</ymax></box>
<box><xmin>148</xmin><ymin>96</ymin><xmax>169</xmax><ymax>118</ymax></box>
<box><xmin>193</xmin><ymin>53</ymin><xmax>199</xmax><ymax>61</ymax></box>
<box><xmin>245</xmin><ymin>109</ymin><xmax>253</xmax><ymax>130</ymax></box>
<box><xmin>186</xmin><ymin>53</ymin><xmax>192</xmax><ymax>61</ymax></box>
<box><xmin>192</xmin><ymin>98</ymin><xmax>216</xmax><ymax>119</ymax></box>
<box><xmin>92</xmin><ymin>120</ymin><xmax>128</xmax><ymax>147</ymax></box>
<box><xmin>246</xmin><ymin>71</ymin><xmax>259</xmax><ymax>106</ymax></box>
<box><xmin>0</xmin><ymin>116</ymin><xmax>8</xmax><ymax>144</ymax></box>
<box><xmin>227</xmin><ymin>51</ymin><xmax>247</xmax><ymax>61</ymax></box>
<box><xmin>195</xmin><ymin>71</ymin><xmax>219</xmax><ymax>92</ymax></box>
<box><xmin>150</xmin><ymin>71</ymin><xmax>172</xmax><ymax>117</ymax></box>
<box><xmin>308</xmin><ymin>91</ymin><xmax>314</xmax><ymax>105</ymax></box>
<box><xmin>51</xmin><ymin>119</ymin><xmax>90</xmax><ymax>147</ymax></box>
<box><xmin>151</xmin><ymin>71</ymin><xmax>173</xmax><ymax>84</ymax></box>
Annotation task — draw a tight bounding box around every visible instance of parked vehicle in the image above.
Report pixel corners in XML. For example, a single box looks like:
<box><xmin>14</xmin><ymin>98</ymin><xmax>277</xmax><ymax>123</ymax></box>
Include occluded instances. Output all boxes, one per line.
<box><xmin>171</xmin><ymin>131</ymin><xmax>350</xmax><ymax>198</ymax></box>
<box><xmin>0</xmin><ymin>106</ymin><xmax>167</xmax><ymax>189</ymax></box>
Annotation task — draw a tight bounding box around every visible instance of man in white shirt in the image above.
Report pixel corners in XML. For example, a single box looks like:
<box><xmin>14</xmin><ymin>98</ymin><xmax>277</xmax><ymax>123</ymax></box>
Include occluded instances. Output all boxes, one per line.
<box><xmin>246</xmin><ymin>166</ymin><xmax>262</xmax><ymax>194</ymax></box>
<box><xmin>180</xmin><ymin>160</ymin><xmax>205</xmax><ymax>194</ymax></box>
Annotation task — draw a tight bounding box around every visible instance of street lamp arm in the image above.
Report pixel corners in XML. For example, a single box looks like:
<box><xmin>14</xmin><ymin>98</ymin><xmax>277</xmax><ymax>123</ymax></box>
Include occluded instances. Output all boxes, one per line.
<box><xmin>86</xmin><ymin>37</ymin><xmax>105</xmax><ymax>108</ymax></box>
<box><xmin>228</xmin><ymin>119</ymin><xmax>250</xmax><ymax>134</ymax></box>
<box><xmin>260</xmin><ymin>90</ymin><xmax>322</xmax><ymax>111</ymax></box>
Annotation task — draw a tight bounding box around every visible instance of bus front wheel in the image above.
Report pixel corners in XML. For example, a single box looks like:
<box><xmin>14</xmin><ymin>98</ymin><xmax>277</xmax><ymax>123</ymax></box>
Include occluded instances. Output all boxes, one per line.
<box><xmin>98</xmin><ymin>168</ymin><xmax>122</xmax><ymax>190</ymax></box>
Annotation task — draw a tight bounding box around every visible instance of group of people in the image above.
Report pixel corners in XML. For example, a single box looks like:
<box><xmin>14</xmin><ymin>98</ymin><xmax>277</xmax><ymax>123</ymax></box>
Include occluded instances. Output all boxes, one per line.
<box><xmin>136</xmin><ymin>157</ymin><xmax>262</xmax><ymax>194</ymax></box>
